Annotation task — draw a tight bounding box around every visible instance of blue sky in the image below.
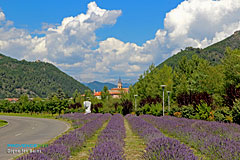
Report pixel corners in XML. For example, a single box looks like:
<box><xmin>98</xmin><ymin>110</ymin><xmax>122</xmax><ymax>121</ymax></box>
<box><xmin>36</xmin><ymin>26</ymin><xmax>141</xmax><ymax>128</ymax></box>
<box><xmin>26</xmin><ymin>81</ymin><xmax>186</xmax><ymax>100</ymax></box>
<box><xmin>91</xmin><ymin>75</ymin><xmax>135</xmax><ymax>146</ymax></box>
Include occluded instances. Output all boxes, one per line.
<box><xmin>0</xmin><ymin>0</ymin><xmax>239</xmax><ymax>83</ymax></box>
<box><xmin>0</xmin><ymin>0</ymin><xmax>183</xmax><ymax>45</ymax></box>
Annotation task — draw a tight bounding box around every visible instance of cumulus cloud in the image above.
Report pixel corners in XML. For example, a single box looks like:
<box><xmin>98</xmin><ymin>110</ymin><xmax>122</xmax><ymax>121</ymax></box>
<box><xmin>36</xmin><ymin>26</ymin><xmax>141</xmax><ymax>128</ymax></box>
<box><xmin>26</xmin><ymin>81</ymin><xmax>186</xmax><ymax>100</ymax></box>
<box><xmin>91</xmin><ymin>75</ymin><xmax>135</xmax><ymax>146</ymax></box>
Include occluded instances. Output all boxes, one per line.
<box><xmin>0</xmin><ymin>0</ymin><xmax>240</xmax><ymax>83</ymax></box>
<box><xmin>0</xmin><ymin>11</ymin><xmax>5</xmax><ymax>21</ymax></box>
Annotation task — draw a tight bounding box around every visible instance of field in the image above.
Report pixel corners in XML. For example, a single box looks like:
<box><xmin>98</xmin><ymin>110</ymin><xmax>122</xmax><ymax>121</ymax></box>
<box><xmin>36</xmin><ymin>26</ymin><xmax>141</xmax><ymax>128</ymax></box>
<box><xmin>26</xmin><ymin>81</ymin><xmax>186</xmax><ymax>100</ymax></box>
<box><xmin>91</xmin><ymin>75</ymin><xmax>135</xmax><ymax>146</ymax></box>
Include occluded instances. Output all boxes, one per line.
<box><xmin>0</xmin><ymin>120</ymin><xmax>7</xmax><ymax>127</ymax></box>
<box><xmin>16</xmin><ymin>113</ymin><xmax>240</xmax><ymax>160</ymax></box>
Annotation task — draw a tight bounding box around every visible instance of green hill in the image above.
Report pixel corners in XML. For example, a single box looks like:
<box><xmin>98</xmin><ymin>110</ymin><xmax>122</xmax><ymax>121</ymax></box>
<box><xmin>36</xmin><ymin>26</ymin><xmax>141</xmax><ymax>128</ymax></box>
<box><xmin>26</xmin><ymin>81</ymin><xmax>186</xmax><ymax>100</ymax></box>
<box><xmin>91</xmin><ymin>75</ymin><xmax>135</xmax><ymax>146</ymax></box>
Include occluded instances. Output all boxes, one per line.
<box><xmin>0</xmin><ymin>54</ymin><xmax>90</xmax><ymax>98</ymax></box>
<box><xmin>157</xmin><ymin>30</ymin><xmax>240</xmax><ymax>69</ymax></box>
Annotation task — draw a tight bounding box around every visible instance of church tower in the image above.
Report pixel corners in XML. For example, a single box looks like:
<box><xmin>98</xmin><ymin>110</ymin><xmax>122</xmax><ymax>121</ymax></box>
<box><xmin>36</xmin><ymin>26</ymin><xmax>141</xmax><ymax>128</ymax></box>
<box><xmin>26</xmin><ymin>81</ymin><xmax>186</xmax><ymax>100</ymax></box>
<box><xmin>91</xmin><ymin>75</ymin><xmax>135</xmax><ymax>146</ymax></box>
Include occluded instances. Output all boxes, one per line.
<box><xmin>118</xmin><ymin>77</ymin><xmax>122</xmax><ymax>89</ymax></box>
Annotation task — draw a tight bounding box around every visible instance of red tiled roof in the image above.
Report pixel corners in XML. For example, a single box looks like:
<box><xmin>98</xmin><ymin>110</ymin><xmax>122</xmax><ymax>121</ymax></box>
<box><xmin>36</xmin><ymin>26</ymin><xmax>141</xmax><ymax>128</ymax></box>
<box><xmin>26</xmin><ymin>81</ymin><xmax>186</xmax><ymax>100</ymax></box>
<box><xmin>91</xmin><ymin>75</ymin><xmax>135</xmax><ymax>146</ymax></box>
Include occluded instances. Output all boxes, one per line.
<box><xmin>109</xmin><ymin>92</ymin><xmax>122</xmax><ymax>95</ymax></box>
<box><xmin>94</xmin><ymin>92</ymin><xmax>101</xmax><ymax>96</ymax></box>
<box><xmin>5</xmin><ymin>98</ymin><xmax>19</xmax><ymax>102</ymax></box>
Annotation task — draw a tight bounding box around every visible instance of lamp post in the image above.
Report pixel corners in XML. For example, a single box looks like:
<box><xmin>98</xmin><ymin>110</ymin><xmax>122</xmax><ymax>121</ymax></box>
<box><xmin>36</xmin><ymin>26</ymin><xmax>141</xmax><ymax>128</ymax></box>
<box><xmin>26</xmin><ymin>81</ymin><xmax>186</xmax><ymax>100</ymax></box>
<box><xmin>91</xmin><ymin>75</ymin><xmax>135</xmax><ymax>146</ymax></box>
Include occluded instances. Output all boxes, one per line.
<box><xmin>134</xmin><ymin>95</ymin><xmax>138</xmax><ymax>111</ymax></box>
<box><xmin>161</xmin><ymin>85</ymin><xmax>166</xmax><ymax>116</ymax></box>
<box><xmin>167</xmin><ymin>91</ymin><xmax>171</xmax><ymax>112</ymax></box>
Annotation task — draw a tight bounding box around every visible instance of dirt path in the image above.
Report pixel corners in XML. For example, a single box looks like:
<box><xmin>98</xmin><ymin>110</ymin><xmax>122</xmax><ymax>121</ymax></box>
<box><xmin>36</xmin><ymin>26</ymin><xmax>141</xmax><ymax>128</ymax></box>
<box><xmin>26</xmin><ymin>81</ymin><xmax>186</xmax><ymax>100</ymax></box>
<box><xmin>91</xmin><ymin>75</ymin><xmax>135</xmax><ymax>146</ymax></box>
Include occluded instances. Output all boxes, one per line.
<box><xmin>124</xmin><ymin>118</ymin><xmax>146</xmax><ymax>160</ymax></box>
<box><xmin>70</xmin><ymin>121</ymin><xmax>109</xmax><ymax>160</ymax></box>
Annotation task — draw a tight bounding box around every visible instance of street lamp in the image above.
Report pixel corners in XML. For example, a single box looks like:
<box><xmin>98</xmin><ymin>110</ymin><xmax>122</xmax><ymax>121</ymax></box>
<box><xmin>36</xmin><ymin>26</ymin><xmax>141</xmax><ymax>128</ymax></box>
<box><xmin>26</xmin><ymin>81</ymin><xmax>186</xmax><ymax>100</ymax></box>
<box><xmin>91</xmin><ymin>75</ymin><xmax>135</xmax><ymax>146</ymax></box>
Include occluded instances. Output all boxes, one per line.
<box><xmin>134</xmin><ymin>95</ymin><xmax>138</xmax><ymax>111</ymax></box>
<box><xmin>167</xmin><ymin>91</ymin><xmax>171</xmax><ymax>112</ymax></box>
<box><xmin>161</xmin><ymin>85</ymin><xmax>166</xmax><ymax>116</ymax></box>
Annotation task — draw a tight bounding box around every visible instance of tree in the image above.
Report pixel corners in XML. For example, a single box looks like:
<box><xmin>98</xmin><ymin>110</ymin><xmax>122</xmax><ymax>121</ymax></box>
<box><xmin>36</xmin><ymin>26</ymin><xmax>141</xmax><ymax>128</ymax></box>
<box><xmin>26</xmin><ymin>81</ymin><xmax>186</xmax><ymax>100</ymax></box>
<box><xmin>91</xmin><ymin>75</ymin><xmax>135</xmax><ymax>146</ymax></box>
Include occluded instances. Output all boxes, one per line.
<box><xmin>134</xmin><ymin>64</ymin><xmax>173</xmax><ymax>101</ymax></box>
<box><xmin>101</xmin><ymin>86</ymin><xmax>110</xmax><ymax>101</ymax></box>
<box><xmin>56</xmin><ymin>88</ymin><xmax>66</xmax><ymax>100</ymax></box>
<box><xmin>222</xmin><ymin>49</ymin><xmax>240</xmax><ymax>107</ymax></box>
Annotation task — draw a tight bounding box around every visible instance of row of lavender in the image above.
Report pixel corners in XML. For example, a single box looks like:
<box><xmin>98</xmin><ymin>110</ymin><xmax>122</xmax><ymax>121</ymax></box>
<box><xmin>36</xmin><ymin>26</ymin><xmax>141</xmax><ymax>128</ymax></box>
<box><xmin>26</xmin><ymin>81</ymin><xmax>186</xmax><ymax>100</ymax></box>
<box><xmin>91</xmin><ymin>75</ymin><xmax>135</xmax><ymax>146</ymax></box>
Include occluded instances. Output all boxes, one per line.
<box><xmin>59</xmin><ymin>113</ymin><xmax>99</xmax><ymax>128</ymax></box>
<box><xmin>125</xmin><ymin>114</ymin><xmax>198</xmax><ymax>160</ymax></box>
<box><xmin>141</xmin><ymin>115</ymin><xmax>240</xmax><ymax>160</ymax></box>
<box><xmin>17</xmin><ymin>113</ymin><xmax>111</xmax><ymax>160</ymax></box>
<box><xmin>89</xmin><ymin>114</ymin><xmax>126</xmax><ymax>160</ymax></box>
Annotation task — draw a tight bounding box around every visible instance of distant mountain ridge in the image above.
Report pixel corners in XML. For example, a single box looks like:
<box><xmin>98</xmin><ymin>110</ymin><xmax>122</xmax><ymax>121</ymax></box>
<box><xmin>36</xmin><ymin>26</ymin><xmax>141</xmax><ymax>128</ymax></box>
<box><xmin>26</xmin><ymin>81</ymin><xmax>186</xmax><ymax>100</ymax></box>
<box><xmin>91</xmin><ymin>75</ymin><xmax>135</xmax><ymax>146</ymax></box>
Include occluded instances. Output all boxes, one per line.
<box><xmin>84</xmin><ymin>81</ymin><xmax>117</xmax><ymax>92</ymax></box>
<box><xmin>85</xmin><ymin>81</ymin><xmax>131</xmax><ymax>92</ymax></box>
<box><xmin>0</xmin><ymin>54</ymin><xmax>90</xmax><ymax>98</ymax></box>
<box><xmin>157</xmin><ymin>30</ymin><xmax>240</xmax><ymax>69</ymax></box>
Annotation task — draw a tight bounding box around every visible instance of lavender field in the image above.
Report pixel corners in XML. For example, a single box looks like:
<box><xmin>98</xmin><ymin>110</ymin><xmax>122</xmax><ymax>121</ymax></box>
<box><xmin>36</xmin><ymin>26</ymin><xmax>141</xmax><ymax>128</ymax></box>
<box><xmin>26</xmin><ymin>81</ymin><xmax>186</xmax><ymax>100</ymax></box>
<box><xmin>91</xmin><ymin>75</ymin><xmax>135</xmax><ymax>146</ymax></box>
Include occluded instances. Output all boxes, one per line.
<box><xmin>17</xmin><ymin>113</ymin><xmax>240</xmax><ymax>160</ymax></box>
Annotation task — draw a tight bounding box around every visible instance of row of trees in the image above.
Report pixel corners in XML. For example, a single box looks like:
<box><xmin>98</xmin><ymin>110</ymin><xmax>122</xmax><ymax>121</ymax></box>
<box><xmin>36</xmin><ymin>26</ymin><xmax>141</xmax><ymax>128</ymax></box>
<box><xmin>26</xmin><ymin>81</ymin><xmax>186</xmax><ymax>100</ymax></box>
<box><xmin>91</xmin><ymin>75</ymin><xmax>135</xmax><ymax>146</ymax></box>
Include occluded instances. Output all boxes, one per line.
<box><xmin>0</xmin><ymin>89</ymin><xmax>87</xmax><ymax>115</ymax></box>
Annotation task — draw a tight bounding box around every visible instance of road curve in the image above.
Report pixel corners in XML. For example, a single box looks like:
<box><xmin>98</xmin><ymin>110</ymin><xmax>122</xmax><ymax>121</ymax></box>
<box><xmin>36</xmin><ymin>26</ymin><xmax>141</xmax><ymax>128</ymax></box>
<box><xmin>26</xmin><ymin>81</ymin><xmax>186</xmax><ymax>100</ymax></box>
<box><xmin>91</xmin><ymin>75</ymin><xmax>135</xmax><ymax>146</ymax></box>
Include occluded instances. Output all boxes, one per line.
<box><xmin>0</xmin><ymin>115</ymin><xmax>70</xmax><ymax>160</ymax></box>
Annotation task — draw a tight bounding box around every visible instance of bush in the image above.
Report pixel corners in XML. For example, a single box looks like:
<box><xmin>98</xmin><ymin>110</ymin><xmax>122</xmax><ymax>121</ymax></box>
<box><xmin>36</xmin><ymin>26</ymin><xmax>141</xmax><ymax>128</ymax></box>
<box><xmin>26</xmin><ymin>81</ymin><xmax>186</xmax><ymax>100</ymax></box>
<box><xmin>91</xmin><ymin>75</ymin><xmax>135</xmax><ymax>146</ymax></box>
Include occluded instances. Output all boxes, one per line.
<box><xmin>181</xmin><ymin>105</ymin><xmax>196</xmax><ymax>119</ymax></box>
<box><xmin>168</xmin><ymin>104</ymin><xmax>181</xmax><ymax>116</ymax></box>
<box><xmin>194</xmin><ymin>102</ymin><xmax>211</xmax><ymax>120</ymax></box>
<box><xmin>232</xmin><ymin>99</ymin><xmax>240</xmax><ymax>124</ymax></box>
<box><xmin>121</xmin><ymin>99</ymin><xmax>133</xmax><ymax>115</ymax></box>
<box><xmin>214</xmin><ymin>107</ymin><xmax>232</xmax><ymax>122</ymax></box>
<box><xmin>136</xmin><ymin>103</ymin><xmax>163</xmax><ymax>116</ymax></box>
<box><xmin>177</xmin><ymin>92</ymin><xmax>213</xmax><ymax>107</ymax></box>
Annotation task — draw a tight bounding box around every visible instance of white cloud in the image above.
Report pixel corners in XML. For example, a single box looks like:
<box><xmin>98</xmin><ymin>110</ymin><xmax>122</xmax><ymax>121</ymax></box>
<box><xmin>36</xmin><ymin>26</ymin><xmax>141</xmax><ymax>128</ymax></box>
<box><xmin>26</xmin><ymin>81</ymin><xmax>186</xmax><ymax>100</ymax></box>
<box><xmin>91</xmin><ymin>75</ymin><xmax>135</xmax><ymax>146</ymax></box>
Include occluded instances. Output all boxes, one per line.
<box><xmin>0</xmin><ymin>11</ymin><xmax>5</xmax><ymax>21</ymax></box>
<box><xmin>0</xmin><ymin>0</ymin><xmax>240</xmax><ymax>83</ymax></box>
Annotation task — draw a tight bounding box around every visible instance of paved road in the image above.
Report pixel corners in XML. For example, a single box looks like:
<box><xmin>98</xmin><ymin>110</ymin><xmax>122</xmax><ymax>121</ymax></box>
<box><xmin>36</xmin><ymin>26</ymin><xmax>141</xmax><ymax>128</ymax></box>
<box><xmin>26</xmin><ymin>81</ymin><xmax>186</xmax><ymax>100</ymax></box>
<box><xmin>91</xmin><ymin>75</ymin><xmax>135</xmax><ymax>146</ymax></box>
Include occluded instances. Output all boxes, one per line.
<box><xmin>0</xmin><ymin>116</ymin><xmax>70</xmax><ymax>160</ymax></box>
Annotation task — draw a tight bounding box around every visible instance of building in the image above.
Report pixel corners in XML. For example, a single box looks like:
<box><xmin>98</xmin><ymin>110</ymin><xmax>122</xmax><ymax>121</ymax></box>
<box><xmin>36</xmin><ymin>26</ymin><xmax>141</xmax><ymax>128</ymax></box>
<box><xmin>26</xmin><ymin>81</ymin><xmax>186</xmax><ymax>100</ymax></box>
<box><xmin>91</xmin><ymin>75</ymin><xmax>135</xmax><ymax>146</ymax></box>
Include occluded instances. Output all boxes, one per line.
<box><xmin>5</xmin><ymin>98</ymin><xmax>19</xmax><ymax>103</ymax></box>
<box><xmin>94</xmin><ymin>78</ymin><xmax>128</xmax><ymax>99</ymax></box>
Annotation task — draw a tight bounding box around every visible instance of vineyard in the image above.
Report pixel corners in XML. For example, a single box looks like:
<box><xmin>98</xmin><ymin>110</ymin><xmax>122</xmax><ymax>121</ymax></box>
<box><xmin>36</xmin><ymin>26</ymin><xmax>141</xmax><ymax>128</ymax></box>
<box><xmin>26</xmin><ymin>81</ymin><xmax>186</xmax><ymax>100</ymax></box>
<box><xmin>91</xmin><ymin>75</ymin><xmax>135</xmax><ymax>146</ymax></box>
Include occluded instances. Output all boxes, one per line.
<box><xmin>17</xmin><ymin>113</ymin><xmax>240</xmax><ymax>160</ymax></box>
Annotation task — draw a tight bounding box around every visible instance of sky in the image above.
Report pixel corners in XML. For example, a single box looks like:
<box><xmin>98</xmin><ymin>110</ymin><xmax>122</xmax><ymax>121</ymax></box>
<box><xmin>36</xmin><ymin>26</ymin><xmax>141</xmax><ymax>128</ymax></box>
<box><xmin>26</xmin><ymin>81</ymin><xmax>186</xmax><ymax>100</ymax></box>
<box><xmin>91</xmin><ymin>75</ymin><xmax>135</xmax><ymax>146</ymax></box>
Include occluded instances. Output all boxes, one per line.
<box><xmin>0</xmin><ymin>0</ymin><xmax>240</xmax><ymax>84</ymax></box>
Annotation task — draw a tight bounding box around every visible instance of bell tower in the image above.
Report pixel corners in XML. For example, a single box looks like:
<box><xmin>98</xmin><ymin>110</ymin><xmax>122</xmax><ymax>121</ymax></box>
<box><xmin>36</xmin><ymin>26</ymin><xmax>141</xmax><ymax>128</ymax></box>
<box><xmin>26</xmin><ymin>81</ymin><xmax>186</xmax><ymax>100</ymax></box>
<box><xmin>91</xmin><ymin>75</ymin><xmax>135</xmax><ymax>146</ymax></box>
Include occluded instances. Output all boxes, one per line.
<box><xmin>118</xmin><ymin>77</ymin><xmax>122</xmax><ymax>89</ymax></box>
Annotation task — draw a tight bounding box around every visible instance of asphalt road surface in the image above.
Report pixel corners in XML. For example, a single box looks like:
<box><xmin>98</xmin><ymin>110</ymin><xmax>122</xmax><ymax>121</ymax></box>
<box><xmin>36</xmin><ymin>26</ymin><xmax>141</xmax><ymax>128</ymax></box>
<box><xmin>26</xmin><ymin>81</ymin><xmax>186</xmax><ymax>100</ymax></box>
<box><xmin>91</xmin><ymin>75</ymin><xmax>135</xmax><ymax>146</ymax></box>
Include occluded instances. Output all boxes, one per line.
<box><xmin>0</xmin><ymin>115</ymin><xmax>70</xmax><ymax>160</ymax></box>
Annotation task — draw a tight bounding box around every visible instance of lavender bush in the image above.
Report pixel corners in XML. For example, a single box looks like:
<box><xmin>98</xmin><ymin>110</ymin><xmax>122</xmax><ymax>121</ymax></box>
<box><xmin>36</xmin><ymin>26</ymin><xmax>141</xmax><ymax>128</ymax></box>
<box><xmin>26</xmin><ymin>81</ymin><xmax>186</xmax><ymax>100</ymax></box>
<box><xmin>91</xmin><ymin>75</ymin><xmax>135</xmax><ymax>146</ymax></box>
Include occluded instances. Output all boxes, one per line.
<box><xmin>41</xmin><ymin>144</ymin><xmax>70</xmax><ymax>160</ymax></box>
<box><xmin>16</xmin><ymin>152</ymin><xmax>50</xmax><ymax>160</ymax></box>
<box><xmin>17</xmin><ymin>113</ymin><xmax>111</xmax><ymax>160</ymax></box>
<box><xmin>125</xmin><ymin>114</ymin><xmax>198</xmax><ymax>160</ymax></box>
<box><xmin>144</xmin><ymin>137</ymin><xmax>198</xmax><ymax>160</ymax></box>
<box><xmin>89</xmin><ymin>114</ymin><xmax>126</xmax><ymax>160</ymax></box>
<box><xmin>141</xmin><ymin>115</ymin><xmax>240</xmax><ymax>160</ymax></box>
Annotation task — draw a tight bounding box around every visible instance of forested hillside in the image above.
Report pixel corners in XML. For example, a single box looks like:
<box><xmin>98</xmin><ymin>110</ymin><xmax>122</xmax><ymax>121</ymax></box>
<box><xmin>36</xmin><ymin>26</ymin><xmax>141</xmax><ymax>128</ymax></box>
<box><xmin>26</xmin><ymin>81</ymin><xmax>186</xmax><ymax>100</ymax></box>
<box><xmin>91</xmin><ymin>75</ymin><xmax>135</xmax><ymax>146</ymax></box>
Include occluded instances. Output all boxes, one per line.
<box><xmin>157</xmin><ymin>30</ymin><xmax>240</xmax><ymax>69</ymax></box>
<box><xmin>0</xmin><ymin>54</ymin><xmax>90</xmax><ymax>98</ymax></box>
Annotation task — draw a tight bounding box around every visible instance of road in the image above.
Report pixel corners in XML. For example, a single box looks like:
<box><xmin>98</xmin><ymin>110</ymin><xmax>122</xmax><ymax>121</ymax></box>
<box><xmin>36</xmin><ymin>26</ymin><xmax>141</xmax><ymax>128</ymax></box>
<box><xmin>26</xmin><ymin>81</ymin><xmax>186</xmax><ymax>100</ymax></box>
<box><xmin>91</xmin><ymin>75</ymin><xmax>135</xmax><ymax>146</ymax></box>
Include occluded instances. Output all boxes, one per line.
<box><xmin>0</xmin><ymin>115</ymin><xmax>70</xmax><ymax>160</ymax></box>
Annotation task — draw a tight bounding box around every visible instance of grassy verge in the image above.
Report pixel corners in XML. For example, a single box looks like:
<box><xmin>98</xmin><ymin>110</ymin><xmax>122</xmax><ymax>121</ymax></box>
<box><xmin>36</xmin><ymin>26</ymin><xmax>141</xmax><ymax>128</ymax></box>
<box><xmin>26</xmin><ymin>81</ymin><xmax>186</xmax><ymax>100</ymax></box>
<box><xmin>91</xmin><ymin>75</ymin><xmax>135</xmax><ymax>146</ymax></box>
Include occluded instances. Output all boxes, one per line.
<box><xmin>124</xmin><ymin>118</ymin><xmax>146</xmax><ymax>160</ymax></box>
<box><xmin>0</xmin><ymin>119</ymin><xmax>8</xmax><ymax>127</ymax></box>
<box><xmin>70</xmin><ymin>121</ymin><xmax>109</xmax><ymax>160</ymax></box>
<box><xmin>0</xmin><ymin>112</ymin><xmax>58</xmax><ymax>119</ymax></box>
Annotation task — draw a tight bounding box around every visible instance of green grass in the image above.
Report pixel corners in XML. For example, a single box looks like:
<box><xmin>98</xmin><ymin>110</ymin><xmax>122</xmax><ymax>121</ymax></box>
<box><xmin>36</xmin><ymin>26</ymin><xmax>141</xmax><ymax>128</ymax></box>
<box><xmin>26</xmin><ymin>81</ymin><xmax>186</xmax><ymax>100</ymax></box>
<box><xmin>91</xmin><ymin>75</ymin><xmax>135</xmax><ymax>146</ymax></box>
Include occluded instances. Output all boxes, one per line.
<box><xmin>0</xmin><ymin>112</ymin><xmax>58</xmax><ymax>119</ymax></box>
<box><xmin>0</xmin><ymin>119</ymin><xmax>8</xmax><ymax>127</ymax></box>
<box><xmin>124</xmin><ymin>118</ymin><xmax>146</xmax><ymax>160</ymax></box>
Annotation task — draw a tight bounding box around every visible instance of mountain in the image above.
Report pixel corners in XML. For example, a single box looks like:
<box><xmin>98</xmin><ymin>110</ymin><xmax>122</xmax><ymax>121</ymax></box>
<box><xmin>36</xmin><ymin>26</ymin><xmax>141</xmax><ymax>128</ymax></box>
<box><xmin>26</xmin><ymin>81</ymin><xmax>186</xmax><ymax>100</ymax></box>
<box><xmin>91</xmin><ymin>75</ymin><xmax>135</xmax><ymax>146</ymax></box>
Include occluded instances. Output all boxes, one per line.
<box><xmin>84</xmin><ymin>81</ymin><xmax>117</xmax><ymax>92</ymax></box>
<box><xmin>0</xmin><ymin>54</ymin><xmax>90</xmax><ymax>98</ymax></box>
<box><xmin>84</xmin><ymin>81</ymin><xmax>132</xmax><ymax>92</ymax></box>
<box><xmin>157</xmin><ymin>30</ymin><xmax>240</xmax><ymax>69</ymax></box>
